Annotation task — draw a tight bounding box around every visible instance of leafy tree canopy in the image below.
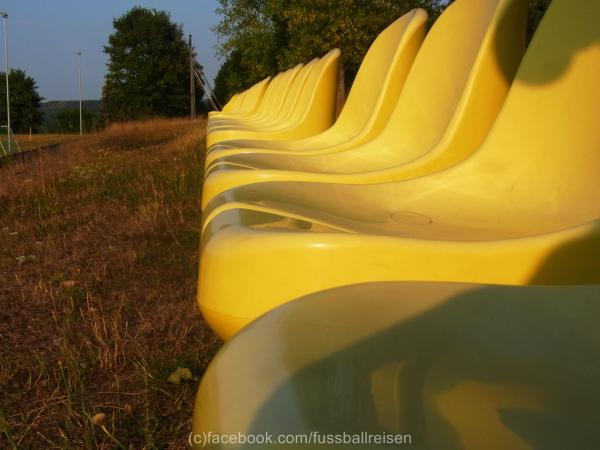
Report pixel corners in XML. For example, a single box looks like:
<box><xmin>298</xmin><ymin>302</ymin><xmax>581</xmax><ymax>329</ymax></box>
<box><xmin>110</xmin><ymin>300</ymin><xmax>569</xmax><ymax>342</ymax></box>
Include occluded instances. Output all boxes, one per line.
<box><xmin>212</xmin><ymin>50</ymin><xmax>252</xmax><ymax>107</ymax></box>
<box><xmin>528</xmin><ymin>0</ymin><xmax>552</xmax><ymax>42</ymax></box>
<box><xmin>213</xmin><ymin>0</ymin><xmax>449</xmax><ymax>103</ymax></box>
<box><xmin>47</xmin><ymin>108</ymin><xmax>99</xmax><ymax>134</ymax></box>
<box><xmin>0</xmin><ymin>69</ymin><xmax>44</xmax><ymax>133</ymax></box>
<box><xmin>102</xmin><ymin>7</ymin><xmax>201</xmax><ymax>121</ymax></box>
<box><xmin>213</xmin><ymin>0</ymin><xmax>555</xmax><ymax>104</ymax></box>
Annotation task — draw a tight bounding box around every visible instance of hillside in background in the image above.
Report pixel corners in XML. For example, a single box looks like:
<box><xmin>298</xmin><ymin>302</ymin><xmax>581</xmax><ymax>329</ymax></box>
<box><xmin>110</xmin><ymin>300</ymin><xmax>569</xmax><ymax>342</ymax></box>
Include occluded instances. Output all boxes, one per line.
<box><xmin>40</xmin><ymin>100</ymin><xmax>102</xmax><ymax>132</ymax></box>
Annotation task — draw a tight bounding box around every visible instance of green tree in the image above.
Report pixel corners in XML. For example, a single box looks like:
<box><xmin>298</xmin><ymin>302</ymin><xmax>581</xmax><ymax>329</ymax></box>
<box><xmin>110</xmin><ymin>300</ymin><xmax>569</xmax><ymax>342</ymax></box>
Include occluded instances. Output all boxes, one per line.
<box><xmin>527</xmin><ymin>0</ymin><xmax>552</xmax><ymax>42</ymax></box>
<box><xmin>213</xmin><ymin>0</ymin><xmax>283</xmax><ymax>87</ymax></box>
<box><xmin>213</xmin><ymin>50</ymin><xmax>256</xmax><ymax>105</ymax></box>
<box><xmin>0</xmin><ymin>69</ymin><xmax>44</xmax><ymax>133</ymax></box>
<box><xmin>102</xmin><ymin>7</ymin><xmax>200</xmax><ymax>121</ymax></box>
<box><xmin>212</xmin><ymin>0</ymin><xmax>449</xmax><ymax>102</ymax></box>
<box><xmin>275</xmin><ymin>0</ymin><xmax>448</xmax><ymax>85</ymax></box>
<box><xmin>50</xmin><ymin>108</ymin><xmax>99</xmax><ymax>133</ymax></box>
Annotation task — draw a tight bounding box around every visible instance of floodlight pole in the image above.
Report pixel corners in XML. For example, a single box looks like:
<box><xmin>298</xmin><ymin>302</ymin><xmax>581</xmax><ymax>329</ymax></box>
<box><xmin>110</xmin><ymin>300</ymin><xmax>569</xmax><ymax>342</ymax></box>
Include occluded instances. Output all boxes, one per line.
<box><xmin>189</xmin><ymin>34</ymin><xmax>196</xmax><ymax>120</ymax></box>
<box><xmin>1</xmin><ymin>11</ymin><xmax>10</xmax><ymax>153</ymax></box>
<box><xmin>76</xmin><ymin>50</ymin><xmax>82</xmax><ymax>136</ymax></box>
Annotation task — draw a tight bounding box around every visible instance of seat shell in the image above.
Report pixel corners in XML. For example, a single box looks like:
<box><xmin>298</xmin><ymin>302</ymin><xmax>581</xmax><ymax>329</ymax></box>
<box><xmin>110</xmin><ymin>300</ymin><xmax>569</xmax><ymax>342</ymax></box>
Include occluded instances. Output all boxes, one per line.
<box><xmin>206</xmin><ymin>50</ymin><xmax>341</xmax><ymax>149</ymax></box>
<box><xmin>198</xmin><ymin>0</ymin><xmax>600</xmax><ymax>339</ymax></box>
<box><xmin>193</xmin><ymin>282</ymin><xmax>600</xmax><ymax>450</ymax></box>
<box><xmin>206</xmin><ymin>8</ymin><xmax>428</xmax><ymax>159</ymax></box>
<box><xmin>201</xmin><ymin>0</ymin><xmax>528</xmax><ymax>207</ymax></box>
<box><xmin>208</xmin><ymin>65</ymin><xmax>303</xmax><ymax>130</ymax></box>
<box><xmin>207</xmin><ymin>77</ymin><xmax>270</xmax><ymax>122</ymax></box>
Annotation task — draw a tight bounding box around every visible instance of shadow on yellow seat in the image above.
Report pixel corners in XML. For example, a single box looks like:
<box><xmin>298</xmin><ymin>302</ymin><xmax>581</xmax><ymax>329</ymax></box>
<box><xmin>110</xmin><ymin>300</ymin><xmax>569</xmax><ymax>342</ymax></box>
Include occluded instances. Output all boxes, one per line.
<box><xmin>192</xmin><ymin>281</ymin><xmax>600</xmax><ymax>450</ymax></box>
<box><xmin>201</xmin><ymin>0</ymin><xmax>528</xmax><ymax>207</ymax></box>
<box><xmin>198</xmin><ymin>0</ymin><xmax>600</xmax><ymax>340</ymax></box>
<box><xmin>206</xmin><ymin>50</ymin><xmax>341</xmax><ymax>149</ymax></box>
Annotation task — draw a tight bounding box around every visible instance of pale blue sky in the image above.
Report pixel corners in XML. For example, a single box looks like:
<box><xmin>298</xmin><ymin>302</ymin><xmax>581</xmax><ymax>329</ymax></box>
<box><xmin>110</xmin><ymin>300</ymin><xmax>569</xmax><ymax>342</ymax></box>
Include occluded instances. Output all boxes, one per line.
<box><xmin>0</xmin><ymin>1</ymin><xmax>221</xmax><ymax>101</ymax></box>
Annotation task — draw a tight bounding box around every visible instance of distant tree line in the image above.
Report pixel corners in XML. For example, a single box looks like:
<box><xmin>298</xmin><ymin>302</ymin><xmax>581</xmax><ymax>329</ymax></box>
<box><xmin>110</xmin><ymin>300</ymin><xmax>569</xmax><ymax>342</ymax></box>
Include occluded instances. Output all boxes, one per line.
<box><xmin>212</xmin><ymin>0</ymin><xmax>554</xmax><ymax>104</ymax></box>
<box><xmin>101</xmin><ymin>7</ymin><xmax>205</xmax><ymax>122</ymax></box>
<box><xmin>44</xmin><ymin>108</ymin><xmax>99</xmax><ymax>134</ymax></box>
<box><xmin>211</xmin><ymin>0</ymin><xmax>450</xmax><ymax>104</ymax></box>
<box><xmin>0</xmin><ymin>70</ymin><xmax>102</xmax><ymax>135</ymax></box>
<box><xmin>0</xmin><ymin>69</ymin><xmax>44</xmax><ymax>133</ymax></box>
<box><xmin>0</xmin><ymin>1</ymin><xmax>555</xmax><ymax>128</ymax></box>
<box><xmin>1</xmin><ymin>6</ymin><xmax>211</xmax><ymax>133</ymax></box>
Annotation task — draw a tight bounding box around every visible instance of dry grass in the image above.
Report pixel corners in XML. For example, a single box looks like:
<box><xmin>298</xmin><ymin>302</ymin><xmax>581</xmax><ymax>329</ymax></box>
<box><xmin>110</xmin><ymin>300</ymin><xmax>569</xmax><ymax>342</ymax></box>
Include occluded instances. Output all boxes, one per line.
<box><xmin>0</xmin><ymin>117</ymin><xmax>221</xmax><ymax>448</ymax></box>
<box><xmin>12</xmin><ymin>134</ymin><xmax>78</xmax><ymax>153</ymax></box>
<box><xmin>96</xmin><ymin>121</ymin><xmax>187</xmax><ymax>151</ymax></box>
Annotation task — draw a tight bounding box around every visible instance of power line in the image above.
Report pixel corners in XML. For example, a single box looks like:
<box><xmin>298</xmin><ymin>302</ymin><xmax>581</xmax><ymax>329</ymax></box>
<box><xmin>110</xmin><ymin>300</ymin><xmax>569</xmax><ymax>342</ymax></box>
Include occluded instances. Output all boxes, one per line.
<box><xmin>194</xmin><ymin>68</ymin><xmax>218</xmax><ymax>111</ymax></box>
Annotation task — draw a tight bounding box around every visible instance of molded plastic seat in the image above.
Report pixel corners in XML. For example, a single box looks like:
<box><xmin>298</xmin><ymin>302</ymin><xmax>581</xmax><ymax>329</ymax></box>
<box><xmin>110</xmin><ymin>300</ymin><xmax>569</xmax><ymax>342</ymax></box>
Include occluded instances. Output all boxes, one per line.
<box><xmin>198</xmin><ymin>0</ymin><xmax>600</xmax><ymax>339</ymax></box>
<box><xmin>217</xmin><ymin>58</ymin><xmax>319</xmax><ymax>134</ymax></box>
<box><xmin>208</xmin><ymin>72</ymin><xmax>281</xmax><ymax>129</ymax></box>
<box><xmin>207</xmin><ymin>62</ymin><xmax>315</xmax><ymax>136</ymax></box>
<box><xmin>216</xmin><ymin>93</ymin><xmax>238</xmax><ymax>113</ymax></box>
<box><xmin>208</xmin><ymin>66</ymin><xmax>302</xmax><ymax>130</ymax></box>
<box><xmin>204</xmin><ymin>8</ymin><xmax>428</xmax><ymax>163</ymax></box>
<box><xmin>212</xmin><ymin>76</ymin><xmax>270</xmax><ymax>119</ymax></box>
<box><xmin>207</xmin><ymin>77</ymin><xmax>270</xmax><ymax>122</ymax></box>
<box><xmin>201</xmin><ymin>0</ymin><xmax>527</xmax><ymax>207</ymax></box>
<box><xmin>217</xmin><ymin>91</ymin><xmax>244</xmax><ymax>114</ymax></box>
<box><xmin>192</xmin><ymin>282</ymin><xmax>600</xmax><ymax>450</ymax></box>
<box><xmin>206</xmin><ymin>50</ymin><xmax>341</xmax><ymax>149</ymax></box>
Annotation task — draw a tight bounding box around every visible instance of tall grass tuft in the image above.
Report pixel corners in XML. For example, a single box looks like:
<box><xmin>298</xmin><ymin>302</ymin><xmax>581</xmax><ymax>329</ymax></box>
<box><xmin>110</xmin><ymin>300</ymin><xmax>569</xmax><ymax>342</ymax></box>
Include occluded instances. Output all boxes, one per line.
<box><xmin>0</xmin><ymin>116</ymin><xmax>221</xmax><ymax>448</ymax></box>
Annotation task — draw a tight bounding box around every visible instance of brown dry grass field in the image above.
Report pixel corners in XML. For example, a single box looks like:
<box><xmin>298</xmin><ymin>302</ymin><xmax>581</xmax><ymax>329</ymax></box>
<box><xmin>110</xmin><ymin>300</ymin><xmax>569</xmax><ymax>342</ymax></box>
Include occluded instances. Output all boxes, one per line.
<box><xmin>0</xmin><ymin>118</ymin><xmax>222</xmax><ymax>448</ymax></box>
<box><xmin>13</xmin><ymin>134</ymin><xmax>79</xmax><ymax>153</ymax></box>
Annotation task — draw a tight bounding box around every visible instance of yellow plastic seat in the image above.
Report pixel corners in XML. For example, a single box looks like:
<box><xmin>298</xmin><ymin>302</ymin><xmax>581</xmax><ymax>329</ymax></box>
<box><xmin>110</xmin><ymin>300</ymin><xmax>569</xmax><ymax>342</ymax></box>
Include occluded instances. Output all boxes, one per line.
<box><xmin>192</xmin><ymin>282</ymin><xmax>600</xmax><ymax>450</ymax></box>
<box><xmin>209</xmin><ymin>85</ymin><xmax>253</xmax><ymax>118</ymax></box>
<box><xmin>207</xmin><ymin>58</ymin><xmax>319</xmax><ymax>135</ymax></box>
<box><xmin>207</xmin><ymin>77</ymin><xmax>271</xmax><ymax>122</ymax></box>
<box><xmin>207</xmin><ymin>66</ymin><xmax>302</xmax><ymax>130</ymax></box>
<box><xmin>201</xmin><ymin>0</ymin><xmax>527</xmax><ymax>206</ymax></box>
<box><xmin>207</xmin><ymin>63</ymin><xmax>314</xmax><ymax>136</ymax></box>
<box><xmin>206</xmin><ymin>59</ymin><xmax>322</xmax><ymax>139</ymax></box>
<box><xmin>207</xmin><ymin>71</ymin><xmax>288</xmax><ymax>126</ymax></box>
<box><xmin>204</xmin><ymin>8</ymin><xmax>428</xmax><ymax>164</ymax></box>
<box><xmin>225</xmin><ymin>76</ymin><xmax>270</xmax><ymax>117</ymax></box>
<box><xmin>217</xmin><ymin>93</ymin><xmax>238</xmax><ymax>113</ymax></box>
<box><xmin>206</xmin><ymin>50</ymin><xmax>341</xmax><ymax>149</ymax></box>
<box><xmin>198</xmin><ymin>0</ymin><xmax>600</xmax><ymax>340</ymax></box>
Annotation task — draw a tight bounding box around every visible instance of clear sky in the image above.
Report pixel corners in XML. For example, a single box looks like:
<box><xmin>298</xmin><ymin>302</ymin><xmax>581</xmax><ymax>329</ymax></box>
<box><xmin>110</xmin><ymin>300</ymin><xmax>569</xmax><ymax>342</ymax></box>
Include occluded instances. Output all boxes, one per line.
<box><xmin>1</xmin><ymin>0</ymin><xmax>221</xmax><ymax>101</ymax></box>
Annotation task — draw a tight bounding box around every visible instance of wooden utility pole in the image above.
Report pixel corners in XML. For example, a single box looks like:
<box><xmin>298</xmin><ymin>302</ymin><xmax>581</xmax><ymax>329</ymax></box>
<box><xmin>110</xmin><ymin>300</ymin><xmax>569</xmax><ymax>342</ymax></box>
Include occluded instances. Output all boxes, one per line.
<box><xmin>189</xmin><ymin>34</ymin><xmax>196</xmax><ymax>120</ymax></box>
